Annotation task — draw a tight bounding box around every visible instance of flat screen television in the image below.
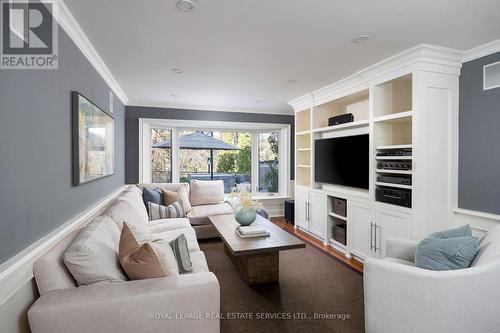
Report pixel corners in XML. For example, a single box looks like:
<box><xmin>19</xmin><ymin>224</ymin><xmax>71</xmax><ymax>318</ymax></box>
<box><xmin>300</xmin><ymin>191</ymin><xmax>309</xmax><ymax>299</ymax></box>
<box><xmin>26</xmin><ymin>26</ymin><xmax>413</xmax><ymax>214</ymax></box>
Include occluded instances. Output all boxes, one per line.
<box><xmin>314</xmin><ymin>134</ymin><xmax>369</xmax><ymax>189</ymax></box>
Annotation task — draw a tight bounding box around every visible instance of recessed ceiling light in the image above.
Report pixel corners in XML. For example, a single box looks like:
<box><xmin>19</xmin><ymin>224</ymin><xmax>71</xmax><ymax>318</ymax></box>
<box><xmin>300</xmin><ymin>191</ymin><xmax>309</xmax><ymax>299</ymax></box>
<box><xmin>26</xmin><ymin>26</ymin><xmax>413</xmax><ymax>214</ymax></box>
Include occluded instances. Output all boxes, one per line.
<box><xmin>352</xmin><ymin>35</ymin><xmax>373</xmax><ymax>43</ymax></box>
<box><xmin>171</xmin><ymin>68</ymin><xmax>183</xmax><ymax>74</ymax></box>
<box><xmin>255</xmin><ymin>100</ymin><xmax>263</xmax><ymax>103</ymax></box>
<box><xmin>176</xmin><ymin>0</ymin><xmax>196</xmax><ymax>11</ymax></box>
<box><xmin>287</xmin><ymin>79</ymin><xmax>299</xmax><ymax>84</ymax></box>
<box><xmin>170</xmin><ymin>94</ymin><xmax>179</xmax><ymax>98</ymax></box>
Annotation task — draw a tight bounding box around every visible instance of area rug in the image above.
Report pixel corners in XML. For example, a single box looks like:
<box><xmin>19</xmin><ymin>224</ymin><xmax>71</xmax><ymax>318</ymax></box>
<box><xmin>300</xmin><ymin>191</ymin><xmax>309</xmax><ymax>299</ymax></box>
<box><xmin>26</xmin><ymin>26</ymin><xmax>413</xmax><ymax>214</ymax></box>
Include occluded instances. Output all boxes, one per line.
<box><xmin>199</xmin><ymin>239</ymin><xmax>365</xmax><ymax>333</ymax></box>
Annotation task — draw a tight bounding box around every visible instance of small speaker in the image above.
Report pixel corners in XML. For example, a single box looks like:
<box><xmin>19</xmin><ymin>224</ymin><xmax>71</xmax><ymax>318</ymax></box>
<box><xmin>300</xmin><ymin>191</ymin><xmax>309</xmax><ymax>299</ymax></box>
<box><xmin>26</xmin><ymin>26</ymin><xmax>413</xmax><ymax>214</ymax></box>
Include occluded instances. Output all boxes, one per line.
<box><xmin>285</xmin><ymin>200</ymin><xmax>294</xmax><ymax>223</ymax></box>
<box><xmin>328</xmin><ymin>113</ymin><xmax>354</xmax><ymax>126</ymax></box>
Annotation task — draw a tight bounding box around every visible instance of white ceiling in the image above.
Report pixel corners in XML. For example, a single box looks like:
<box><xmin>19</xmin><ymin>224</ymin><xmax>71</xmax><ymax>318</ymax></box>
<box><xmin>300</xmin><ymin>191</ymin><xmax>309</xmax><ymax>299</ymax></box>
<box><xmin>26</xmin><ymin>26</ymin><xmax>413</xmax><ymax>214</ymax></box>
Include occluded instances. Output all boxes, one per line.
<box><xmin>64</xmin><ymin>0</ymin><xmax>500</xmax><ymax>114</ymax></box>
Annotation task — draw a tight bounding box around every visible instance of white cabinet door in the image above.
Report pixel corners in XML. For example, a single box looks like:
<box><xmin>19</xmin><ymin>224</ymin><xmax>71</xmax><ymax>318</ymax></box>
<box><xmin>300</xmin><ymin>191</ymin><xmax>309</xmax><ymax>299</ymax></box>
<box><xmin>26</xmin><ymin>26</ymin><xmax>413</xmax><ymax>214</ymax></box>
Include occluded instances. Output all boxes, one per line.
<box><xmin>375</xmin><ymin>208</ymin><xmax>412</xmax><ymax>258</ymax></box>
<box><xmin>295</xmin><ymin>187</ymin><xmax>309</xmax><ymax>230</ymax></box>
<box><xmin>309</xmin><ymin>191</ymin><xmax>327</xmax><ymax>240</ymax></box>
<box><xmin>351</xmin><ymin>200</ymin><xmax>377</xmax><ymax>259</ymax></box>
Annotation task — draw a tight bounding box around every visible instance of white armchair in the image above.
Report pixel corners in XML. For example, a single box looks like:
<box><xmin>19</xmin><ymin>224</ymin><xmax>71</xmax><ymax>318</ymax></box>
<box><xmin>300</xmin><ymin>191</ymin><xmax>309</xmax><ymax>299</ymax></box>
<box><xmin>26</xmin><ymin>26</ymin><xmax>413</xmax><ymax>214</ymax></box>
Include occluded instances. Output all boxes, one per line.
<box><xmin>364</xmin><ymin>225</ymin><xmax>500</xmax><ymax>333</ymax></box>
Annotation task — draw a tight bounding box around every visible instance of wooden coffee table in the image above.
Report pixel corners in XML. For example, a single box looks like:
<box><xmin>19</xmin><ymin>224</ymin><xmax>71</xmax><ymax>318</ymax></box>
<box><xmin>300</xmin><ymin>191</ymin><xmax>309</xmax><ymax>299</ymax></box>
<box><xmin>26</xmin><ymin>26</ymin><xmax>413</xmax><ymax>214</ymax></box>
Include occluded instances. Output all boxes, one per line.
<box><xmin>209</xmin><ymin>214</ymin><xmax>306</xmax><ymax>285</ymax></box>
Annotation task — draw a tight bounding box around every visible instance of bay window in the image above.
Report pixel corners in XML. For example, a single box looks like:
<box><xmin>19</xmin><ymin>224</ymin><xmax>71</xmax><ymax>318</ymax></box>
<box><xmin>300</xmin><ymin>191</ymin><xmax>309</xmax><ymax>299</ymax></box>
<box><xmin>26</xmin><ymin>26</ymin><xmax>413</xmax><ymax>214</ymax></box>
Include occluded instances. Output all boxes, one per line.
<box><xmin>140</xmin><ymin>119</ymin><xmax>289</xmax><ymax>198</ymax></box>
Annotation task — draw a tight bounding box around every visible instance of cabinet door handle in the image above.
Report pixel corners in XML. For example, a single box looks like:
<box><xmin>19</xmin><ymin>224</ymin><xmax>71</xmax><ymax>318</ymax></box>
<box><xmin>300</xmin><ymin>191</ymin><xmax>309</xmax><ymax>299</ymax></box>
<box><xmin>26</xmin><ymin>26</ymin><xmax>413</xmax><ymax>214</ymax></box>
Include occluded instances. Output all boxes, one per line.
<box><xmin>374</xmin><ymin>223</ymin><xmax>378</xmax><ymax>253</ymax></box>
<box><xmin>370</xmin><ymin>222</ymin><xmax>374</xmax><ymax>251</ymax></box>
<box><xmin>308</xmin><ymin>202</ymin><xmax>311</xmax><ymax>221</ymax></box>
<box><xmin>304</xmin><ymin>202</ymin><xmax>308</xmax><ymax>221</ymax></box>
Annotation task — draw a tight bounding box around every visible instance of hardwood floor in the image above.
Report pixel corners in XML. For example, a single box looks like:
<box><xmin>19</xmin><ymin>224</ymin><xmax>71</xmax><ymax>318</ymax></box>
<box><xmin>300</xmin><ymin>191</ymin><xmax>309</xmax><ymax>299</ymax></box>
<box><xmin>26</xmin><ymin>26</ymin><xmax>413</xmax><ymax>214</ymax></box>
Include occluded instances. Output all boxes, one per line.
<box><xmin>270</xmin><ymin>216</ymin><xmax>364</xmax><ymax>274</ymax></box>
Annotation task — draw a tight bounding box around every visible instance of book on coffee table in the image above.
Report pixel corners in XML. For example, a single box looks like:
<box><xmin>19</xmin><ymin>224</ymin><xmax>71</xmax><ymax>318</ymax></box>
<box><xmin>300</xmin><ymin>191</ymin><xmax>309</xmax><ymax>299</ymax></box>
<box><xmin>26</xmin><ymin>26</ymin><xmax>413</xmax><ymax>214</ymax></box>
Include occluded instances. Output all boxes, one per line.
<box><xmin>239</xmin><ymin>225</ymin><xmax>267</xmax><ymax>235</ymax></box>
<box><xmin>236</xmin><ymin>226</ymin><xmax>270</xmax><ymax>238</ymax></box>
<box><xmin>236</xmin><ymin>229</ymin><xmax>270</xmax><ymax>238</ymax></box>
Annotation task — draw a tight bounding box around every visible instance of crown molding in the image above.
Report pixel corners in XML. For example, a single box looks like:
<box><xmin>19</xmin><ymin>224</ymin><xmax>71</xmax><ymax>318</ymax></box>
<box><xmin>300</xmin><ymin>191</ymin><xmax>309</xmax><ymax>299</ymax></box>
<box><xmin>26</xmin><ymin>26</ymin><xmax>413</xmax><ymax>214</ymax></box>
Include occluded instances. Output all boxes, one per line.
<box><xmin>288</xmin><ymin>44</ymin><xmax>463</xmax><ymax>112</ymax></box>
<box><xmin>462</xmin><ymin>38</ymin><xmax>500</xmax><ymax>63</ymax></box>
<box><xmin>42</xmin><ymin>0</ymin><xmax>129</xmax><ymax>105</ymax></box>
<box><xmin>127</xmin><ymin>100</ymin><xmax>294</xmax><ymax>116</ymax></box>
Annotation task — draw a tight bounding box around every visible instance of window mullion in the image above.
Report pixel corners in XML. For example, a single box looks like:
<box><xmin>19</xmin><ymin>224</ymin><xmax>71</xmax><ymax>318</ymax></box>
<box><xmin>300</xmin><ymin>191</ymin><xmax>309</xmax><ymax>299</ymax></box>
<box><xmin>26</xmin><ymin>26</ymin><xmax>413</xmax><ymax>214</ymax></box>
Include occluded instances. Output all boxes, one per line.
<box><xmin>251</xmin><ymin>132</ymin><xmax>259</xmax><ymax>195</ymax></box>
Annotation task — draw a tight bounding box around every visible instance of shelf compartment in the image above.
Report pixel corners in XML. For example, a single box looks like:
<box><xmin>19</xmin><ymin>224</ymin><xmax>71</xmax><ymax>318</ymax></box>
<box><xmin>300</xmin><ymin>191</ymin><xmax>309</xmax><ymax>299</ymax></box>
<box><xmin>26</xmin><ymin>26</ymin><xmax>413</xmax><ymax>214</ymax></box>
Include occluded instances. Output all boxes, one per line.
<box><xmin>312</xmin><ymin>119</ymin><xmax>369</xmax><ymax>133</ymax></box>
<box><xmin>296</xmin><ymin>132</ymin><xmax>311</xmax><ymax>149</ymax></box>
<box><xmin>296</xmin><ymin>108</ymin><xmax>311</xmax><ymax>133</ymax></box>
<box><xmin>375</xmin><ymin>182</ymin><xmax>412</xmax><ymax>190</ymax></box>
<box><xmin>376</xmin><ymin>169</ymin><xmax>412</xmax><ymax>175</ymax></box>
<box><xmin>373</xmin><ymin>115</ymin><xmax>412</xmax><ymax>147</ymax></box>
<box><xmin>312</xmin><ymin>89</ymin><xmax>369</xmax><ymax>129</ymax></box>
<box><xmin>296</xmin><ymin>166</ymin><xmax>311</xmax><ymax>187</ymax></box>
<box><xmin>373</xmin><ymin>74</ymin><xmax>412</xmax><ymax>118</ymax></box>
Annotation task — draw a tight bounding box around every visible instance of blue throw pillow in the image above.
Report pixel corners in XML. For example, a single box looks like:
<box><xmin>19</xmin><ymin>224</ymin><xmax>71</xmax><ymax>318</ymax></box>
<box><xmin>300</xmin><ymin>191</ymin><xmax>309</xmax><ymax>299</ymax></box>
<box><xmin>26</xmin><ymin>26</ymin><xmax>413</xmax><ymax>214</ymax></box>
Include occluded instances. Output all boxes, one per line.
<box><xmin>142</xmin><ymin>187</ymin><xmax>163</xmax><ymax>211</ymax></box>
<box><xmin>415</xmin><ymin>225</ymin><xmax>479</xmax><ymax>271</ymax></box>
<box><xmin>430</xmin><ymin>224</ymin><xmax>472</xmax><ymax>239</ymax></box>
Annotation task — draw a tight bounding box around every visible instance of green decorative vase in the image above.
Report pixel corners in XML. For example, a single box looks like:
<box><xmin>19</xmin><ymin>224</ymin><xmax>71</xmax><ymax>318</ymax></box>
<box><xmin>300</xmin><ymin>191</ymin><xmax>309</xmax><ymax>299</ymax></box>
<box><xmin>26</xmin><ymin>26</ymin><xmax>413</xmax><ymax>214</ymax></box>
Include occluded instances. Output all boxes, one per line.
<box><xmin>235</xmin><ymin>208</ymin><xmax>257</xmax><ymax>226</ymax></box>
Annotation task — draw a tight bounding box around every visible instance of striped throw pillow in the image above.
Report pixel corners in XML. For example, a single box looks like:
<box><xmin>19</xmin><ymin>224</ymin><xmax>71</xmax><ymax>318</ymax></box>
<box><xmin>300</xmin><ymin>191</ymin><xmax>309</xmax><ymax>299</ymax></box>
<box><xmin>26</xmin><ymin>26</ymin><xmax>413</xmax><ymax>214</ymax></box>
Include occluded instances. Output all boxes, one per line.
<box><xmin>148</xmin><ymin>200</ymin><xmax>186</xmax><ymax>221</ymax></box>
<box><xmin>169</xmin><ymin>234</ymin><xmax>192</xmax><ymax>273</ymax></box>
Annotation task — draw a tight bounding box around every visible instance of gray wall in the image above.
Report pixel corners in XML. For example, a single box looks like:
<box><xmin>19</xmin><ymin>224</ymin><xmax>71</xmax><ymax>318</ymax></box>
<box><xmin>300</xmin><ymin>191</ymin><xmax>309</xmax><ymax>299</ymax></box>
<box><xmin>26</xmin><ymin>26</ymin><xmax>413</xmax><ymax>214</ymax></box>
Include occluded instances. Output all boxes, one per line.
<box><xmin>459</xmin><ymin>51</ymin><xmax>500</xmax><ymax>215</ymax></box>
<box><xmin>0</xmin><ymin>26</ymin><xmax>125</xmax><ymax>264</ymax></box>
<box><xmin>125</xmin><ymin>106</ymin><xmax>295</xmax><ymax>184</ymax></box>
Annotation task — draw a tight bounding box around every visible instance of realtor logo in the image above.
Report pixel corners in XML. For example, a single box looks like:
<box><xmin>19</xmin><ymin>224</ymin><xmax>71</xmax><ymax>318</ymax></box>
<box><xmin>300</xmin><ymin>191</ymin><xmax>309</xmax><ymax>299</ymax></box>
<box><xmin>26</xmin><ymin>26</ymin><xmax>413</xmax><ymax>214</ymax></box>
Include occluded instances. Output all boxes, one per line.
<box><xmin>1</xmin><ymin>0</ymin><xmax>58</xmax><ymax>69</ymax></box>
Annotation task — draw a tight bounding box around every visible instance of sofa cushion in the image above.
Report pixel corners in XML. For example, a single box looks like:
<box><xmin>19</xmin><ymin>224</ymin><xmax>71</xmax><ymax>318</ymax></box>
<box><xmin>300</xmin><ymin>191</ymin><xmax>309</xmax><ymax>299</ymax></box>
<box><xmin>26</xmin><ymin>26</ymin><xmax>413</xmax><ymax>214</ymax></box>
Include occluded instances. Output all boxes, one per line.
<box><xmin>121</xmin><ymin>189</ymin><xmax>149</xmax><ymax>222</ymax></box>
<box><xmin>162</xmin><ymin>187</ymin><xmax>192</xmax><ymax>213</ymax></box>
<box><xmin>161</xmin><ymin>189</ymin><xmax>178</xmax><ymax>206</ymax></box>
<box><xmin>187</xmin><ymin>203</ymin><xmax>234</xmax><ymax>225</ymax></box>
<box><xmin>63</xmin><ymin>216</ymin><xmax>127</xmax><ymax>287</ymax></box>
<box><xmin>155</xmin><ymin>227</ymin><xmax>200</xmax><ymax>252</ymax></box>
<box><xmin>148</xmin><ymin>201</ymin><xmax>186</xmax><ymax>220</ymax></box>
<box><xmin>190</xmin><ymin>250</ymin><xmax>209</xmax><ymax>273</ymax></box>
<box><xmin>169</xmin><ymin>234</ymin><xmax>192</xmax><ymax>274</ymax></box>
<box><xmin>148</xmin><ymin>218</ymin><xmax>192</xmax><ymax>233</ymax></box>
<box><xmin>119</xmin><ymin>223</ymin><xmax>179</xmax><ymax>280</ymax></box>
<box><xmin>415</xmin><ymin>226</ymin><xmax>479</xmax><ymax>271</ymax></box>
<box><xmin>103</xmin><ymin>199</ymin><xmax>148</xmax><ymax>230</ymax></box>
<box><xmin>431</xmin><ymin>224</ymin><xmax>472</xmax><ymax>239</ymax></box>
<box><xmin>189</xmin><ymin>180</ymin><xmax>224</xmax><ymax>206</ymax></box>
<box><xmin>142</xmin><ymin>187</ymin><xmax>162</xmax><ymax>207</ymax></box>
<box><xmin>472</xmin><ymin>224</ymin><xmax>500</xmax><ymax>266</ymax></box>
<box><xmin>34</xmin><ymin>228</ymin><xmax>81</xmax><ymax>294</ymax></box>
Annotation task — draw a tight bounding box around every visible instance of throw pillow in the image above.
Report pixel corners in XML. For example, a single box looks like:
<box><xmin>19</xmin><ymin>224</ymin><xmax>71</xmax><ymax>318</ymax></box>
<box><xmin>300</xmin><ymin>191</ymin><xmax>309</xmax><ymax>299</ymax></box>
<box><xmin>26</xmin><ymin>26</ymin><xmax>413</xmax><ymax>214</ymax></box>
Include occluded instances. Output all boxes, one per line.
<box><xmin>161</xmin><ymin>189</ymin><xmax>179</xmax><ymax>207</ymax></box>
<box><xmin>148</xmin><ymin>200</ymin><xmax>186</xmax><ymax>221</ymax></box>
<box><xmin>142</xmin><ymin>187</ymin><xmax>163</xmax><ymax>211</ymax></box>
<box><xmin>119</xmin><ymin>222</ymin><xmax>179</xmax><ymax>280</ymax></box>
<box><xmin>64</xmin><ymin>216</ymin><xmax>127</xmax><ymax>286</ymax></box>
<box><xmin>162</xmin><ymin>187</ymin><xmax>192</xmax><ymax>213</ymax></box>
<box><xmin>169</xmin><ymin>234</ymin><xmax>192</xmax><ymax>273</ymax></box>
<box><xmin>430</xmin><ymin>224</ymin><xmax>472</xmax><ymax>239</ymax></box>
<box><xmin>189</xmin><ymin>179</ymin><xmax>225</xmax><ymax>206</ymax></box>
<box><xmin>415</xmin><ymin>225</ymin><xmax>479</xmax><ymax>271</ymax></box>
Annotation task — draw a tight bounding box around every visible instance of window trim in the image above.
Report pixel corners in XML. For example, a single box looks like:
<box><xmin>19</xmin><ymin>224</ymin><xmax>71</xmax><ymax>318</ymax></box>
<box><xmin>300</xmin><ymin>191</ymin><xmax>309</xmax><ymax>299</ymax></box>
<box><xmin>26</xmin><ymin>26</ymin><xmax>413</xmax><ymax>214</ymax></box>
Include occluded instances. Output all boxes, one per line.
<box><xmin>139</xmin><ymin>118</ymin><xmax>290</xmax><ymax>198</ymax></box>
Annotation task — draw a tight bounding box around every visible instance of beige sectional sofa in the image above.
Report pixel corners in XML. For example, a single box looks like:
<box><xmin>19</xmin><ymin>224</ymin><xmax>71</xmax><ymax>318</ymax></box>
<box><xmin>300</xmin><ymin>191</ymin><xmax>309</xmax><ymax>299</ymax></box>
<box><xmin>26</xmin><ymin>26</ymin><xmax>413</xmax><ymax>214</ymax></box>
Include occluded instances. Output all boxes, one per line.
<box><xmin>138</xmin><ymin>182</ymin><xmax>234</xmax><ymax>239</ymax></box>
<box><xmin>28</xmin><ymin>185</ymin><xmax>221</xmax><ymax>333</ymax></box>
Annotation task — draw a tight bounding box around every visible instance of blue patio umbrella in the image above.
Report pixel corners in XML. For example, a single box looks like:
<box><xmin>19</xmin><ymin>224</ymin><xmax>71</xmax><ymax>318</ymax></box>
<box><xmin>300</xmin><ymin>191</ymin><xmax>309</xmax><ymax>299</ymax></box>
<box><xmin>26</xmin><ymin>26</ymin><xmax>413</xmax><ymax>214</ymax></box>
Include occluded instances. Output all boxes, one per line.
<box><xmin>153</xmin><ymin>131</ymin><xmax>240</xmax><ymax>179</ymax></box>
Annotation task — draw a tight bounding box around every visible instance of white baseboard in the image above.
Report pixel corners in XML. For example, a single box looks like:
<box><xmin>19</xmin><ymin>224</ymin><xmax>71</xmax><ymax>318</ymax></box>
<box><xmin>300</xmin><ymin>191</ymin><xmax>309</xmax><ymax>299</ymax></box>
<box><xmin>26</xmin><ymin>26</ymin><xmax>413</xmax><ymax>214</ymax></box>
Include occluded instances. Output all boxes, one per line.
<box><xmin>0</xmin><ymin>185</ymin><xmax>128</xmax><ymax>307</ymax></box>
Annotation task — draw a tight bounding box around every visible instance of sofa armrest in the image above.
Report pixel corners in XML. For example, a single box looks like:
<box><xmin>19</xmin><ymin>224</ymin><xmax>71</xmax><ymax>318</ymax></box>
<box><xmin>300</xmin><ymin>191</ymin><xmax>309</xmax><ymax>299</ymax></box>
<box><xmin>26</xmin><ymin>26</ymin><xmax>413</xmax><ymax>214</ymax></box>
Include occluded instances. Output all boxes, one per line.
<box><xmin>364</xmin><ymin>258</ymin><xmax>500</xmax><ymax>333</ymax></box>
<box><xmin>385</xmin><ymin>238</ymin><xmax>418</xmax><ymax>262</ymax></box>
<box><xmin>29</xmin><ymin>272</ymin><xmax>220</xmax><ymax>333</ymax></box>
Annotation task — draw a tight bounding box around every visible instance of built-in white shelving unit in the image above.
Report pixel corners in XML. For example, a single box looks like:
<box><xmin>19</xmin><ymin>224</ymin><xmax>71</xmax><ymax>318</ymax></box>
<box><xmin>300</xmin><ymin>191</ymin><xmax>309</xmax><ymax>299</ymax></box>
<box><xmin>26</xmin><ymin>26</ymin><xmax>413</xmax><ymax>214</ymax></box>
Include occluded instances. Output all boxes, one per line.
<box><xmin>290</xmin><ymin>45</ymin><xmax>461</xmax><ymax>261</ymax></box>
